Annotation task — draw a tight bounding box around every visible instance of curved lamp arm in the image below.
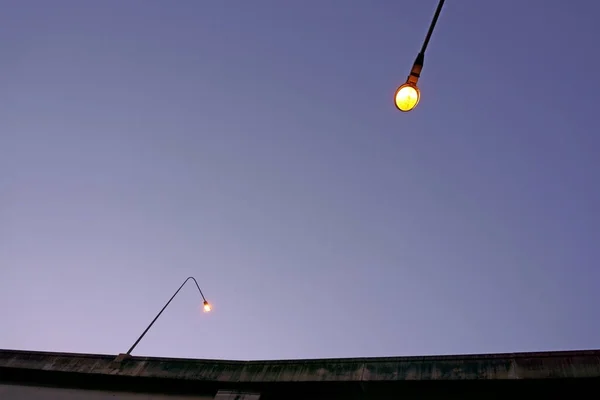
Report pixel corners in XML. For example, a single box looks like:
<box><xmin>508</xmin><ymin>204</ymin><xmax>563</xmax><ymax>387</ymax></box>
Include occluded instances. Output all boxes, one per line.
<box><xmin>408</xmin><ymin>0</ymin><xmax>446</xmax><ymax>85</ymax></box>
<box><xmin>420</xmin><ymin>0</ymin><xmax>445</xmax><ymax>56</ymax></box>
<box><xmin>126</xmin><ymin>276</ymin><xmax>209</xmax><ymax>355</ymax></box>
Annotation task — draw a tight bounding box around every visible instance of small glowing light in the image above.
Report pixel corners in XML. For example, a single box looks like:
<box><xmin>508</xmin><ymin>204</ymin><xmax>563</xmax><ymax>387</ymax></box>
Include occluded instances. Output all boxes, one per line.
<box><xmin>394</xmin><ymin>83</ymin><xmax>420</xmax><ymax>112</ymax></box>
<box><xmin>202</xmin><ymin>301</ymin><xmax>212</xmax><ymax>312</ymax></box>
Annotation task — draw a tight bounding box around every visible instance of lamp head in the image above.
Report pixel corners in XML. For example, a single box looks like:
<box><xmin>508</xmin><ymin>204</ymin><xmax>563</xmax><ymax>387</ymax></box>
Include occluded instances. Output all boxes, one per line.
<box><xmin>395</xmin><ymin>52</ymin><xmax>424</xmax><ymax>112</ymax></box>
<box><xmin>394</xmin><ymin>82</ymin><xmax>420</xmax><ymax>112</ymax></box>
<box><xmin>202</xmin><ymin>300</ymin><xmax>212</xmax><ymax>312</ymax></box>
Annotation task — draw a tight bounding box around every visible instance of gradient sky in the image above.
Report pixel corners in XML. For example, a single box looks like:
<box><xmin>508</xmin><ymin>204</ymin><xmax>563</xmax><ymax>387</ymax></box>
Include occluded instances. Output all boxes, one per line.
<box><xmin>1</xmin><ymin>0</ymin><xmax>599</xmax><ymax>361</ymax></box>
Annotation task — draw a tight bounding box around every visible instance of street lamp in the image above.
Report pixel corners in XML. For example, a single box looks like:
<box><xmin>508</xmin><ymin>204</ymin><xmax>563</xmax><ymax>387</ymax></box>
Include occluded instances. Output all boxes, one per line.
<box><xmin>394</xmin><ymin>0</ymin><xmax>445</xmax><ymax>112</ymax></box>
<box><xmin>125</xmin><ymin>276</ymin><xmax>211</xmax><ymax>356</ymax></box>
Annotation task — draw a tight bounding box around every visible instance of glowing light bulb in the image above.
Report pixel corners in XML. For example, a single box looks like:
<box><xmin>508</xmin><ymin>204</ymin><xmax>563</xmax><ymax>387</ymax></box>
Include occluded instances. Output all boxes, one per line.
<box><xmin>394</xmin><ymin>83</ymin><xmax>420</xmax><ymax>112</ymax></box>
<box><xmin>203</xmin><ymin>301</ymin><xmax>212</xmax><ymax>312</ymax></box>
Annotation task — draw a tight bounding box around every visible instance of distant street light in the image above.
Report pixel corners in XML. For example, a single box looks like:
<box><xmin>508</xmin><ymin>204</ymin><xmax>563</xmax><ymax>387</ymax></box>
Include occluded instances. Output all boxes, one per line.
<box><xmin>394</xmin><ymin>0</ymin><xmax>445</xmax><ymax>112</ymax></box>
<box><xmin>126</xmin><ymin>276</ymin><xmax>211</xmax><ymax>356</ymax></box>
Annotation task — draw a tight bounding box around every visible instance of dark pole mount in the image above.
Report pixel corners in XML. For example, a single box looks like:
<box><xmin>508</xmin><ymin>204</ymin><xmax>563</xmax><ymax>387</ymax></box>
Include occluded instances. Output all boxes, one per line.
<box><xmin>408</xmin><ymin>0</ymin><xmax>446</xmax><ymax>84</ymax></box>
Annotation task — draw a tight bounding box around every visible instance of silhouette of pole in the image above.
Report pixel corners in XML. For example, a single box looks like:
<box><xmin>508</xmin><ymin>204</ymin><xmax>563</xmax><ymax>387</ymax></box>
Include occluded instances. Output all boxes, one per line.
<box><xmin>421</xmin><ymin>0</ymin><xmax>445</xmax><ymax>56</ymax></box>
<box><xmin>408</xmin><ymin>0</ymin><xmax>446</xmax><ymax>86</ymax></box>
<box><xmin>126</xmin><ymin>276</ymin><xmax>209</xmax><ymax>355</ymax></box>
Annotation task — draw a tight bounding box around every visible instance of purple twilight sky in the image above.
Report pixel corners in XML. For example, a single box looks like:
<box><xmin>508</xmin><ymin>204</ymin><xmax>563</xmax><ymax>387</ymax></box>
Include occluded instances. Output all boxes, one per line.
<box><xmin>1</xmin><ymin>0</ymin><xmax>600</xmax><ymax>361</ymax></box>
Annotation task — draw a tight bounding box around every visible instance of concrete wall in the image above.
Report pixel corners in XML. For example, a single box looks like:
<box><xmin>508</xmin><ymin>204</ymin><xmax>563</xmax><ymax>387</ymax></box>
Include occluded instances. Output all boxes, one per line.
<box><xmin>2</xmin><ymin>349</ymin><xmax>600</xmax><ymax>399</ymax></box>
<box><xmin>0</xmin><ymin>383</ymin><xmax>213</xmax><ymax>400</ymax></box>
<box><xmin>3</xmin><ymin>349</ymin><xmax>600</xmax><ymax>383</ymax></box>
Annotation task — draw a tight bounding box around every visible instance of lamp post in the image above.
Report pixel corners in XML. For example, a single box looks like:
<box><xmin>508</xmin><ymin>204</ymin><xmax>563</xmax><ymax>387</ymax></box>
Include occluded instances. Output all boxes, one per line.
<box><xmin>394</xmin><ymin>0</ymin><xmax>446</xmax><ymax>112</ymax></box>
<box><xmin>125</xmin><ymin>276</ymin><xmax>211</xmax><ymax>356</ymax></box>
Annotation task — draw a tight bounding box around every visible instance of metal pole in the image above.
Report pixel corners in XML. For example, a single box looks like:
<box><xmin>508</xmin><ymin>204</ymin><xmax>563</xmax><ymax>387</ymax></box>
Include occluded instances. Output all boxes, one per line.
<box><xmin>420</xmin><ymin>0</ymin><xmax>446</xmax><ymax>56</ymax></box>
<box><xmin>126</xmin><ymin>276</ymin><xmax>208</xmax><ymax>355</ymax></box>
<box><xmin>408</xmin><ymin>0</ymin><xmax>446</xmax><ymax>84</ymax></box>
